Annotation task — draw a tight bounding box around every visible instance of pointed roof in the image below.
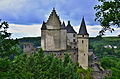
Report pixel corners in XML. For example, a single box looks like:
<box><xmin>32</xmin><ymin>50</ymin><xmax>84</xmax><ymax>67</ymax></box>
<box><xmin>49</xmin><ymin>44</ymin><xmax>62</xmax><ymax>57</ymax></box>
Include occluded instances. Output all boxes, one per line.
<box><xmin>46</xmin><ymin>8</ymin><xmax>61</xmax><ymax>29</ymax></box>
<box><xmin>66</xmin><ymin>21</ymin><xmax>76</xmax><ymax>33</ymax></box>
<box><xmin>41</xmin><ymin>21</ymin><xmax>47</xmax><ymax>30</ymax></box>
<box><xmin>61</xmin><ymin>21</ymin><xmax>66</xmax><ymax>29</ymax></box>
<box><xmin>78</xmin><ymin>17</ymin><xmax>89</xmax><ymax>35</ymax></box>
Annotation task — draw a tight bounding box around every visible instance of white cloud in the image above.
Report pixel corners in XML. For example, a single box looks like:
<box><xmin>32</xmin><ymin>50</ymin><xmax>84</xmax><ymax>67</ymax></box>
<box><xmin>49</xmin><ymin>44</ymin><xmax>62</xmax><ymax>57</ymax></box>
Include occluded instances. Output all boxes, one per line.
<box><xmin>8</xmin><ymin>24</ymin><xmax>120</xmax><ymax>39</ymax></box>
<box><xmin>73</xmin><ymin>25</ymin><xmax>120</xmax><ymax>37</ymax></box>
<box><xmin>8</xmin><ymin>24</ymin><xmax>42</xmax><ymax>38</ymax></box>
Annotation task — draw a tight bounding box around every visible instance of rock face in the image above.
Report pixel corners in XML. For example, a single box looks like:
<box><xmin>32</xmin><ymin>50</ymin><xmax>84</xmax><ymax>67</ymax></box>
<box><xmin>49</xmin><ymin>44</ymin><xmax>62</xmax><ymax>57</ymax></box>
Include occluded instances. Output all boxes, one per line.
<box><xmin>41</xmin><ymin>8</ymin><xmax>90</xmax><ymax>69</ymax></box>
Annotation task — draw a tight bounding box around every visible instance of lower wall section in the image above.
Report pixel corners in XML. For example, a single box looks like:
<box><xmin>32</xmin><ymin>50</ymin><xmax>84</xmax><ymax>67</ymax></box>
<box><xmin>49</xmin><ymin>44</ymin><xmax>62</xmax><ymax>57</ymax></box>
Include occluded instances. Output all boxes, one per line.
<box><xmin>44</xmin><ymin>49</ymin><xmax>78</xmax><ymax>63</ymax></box>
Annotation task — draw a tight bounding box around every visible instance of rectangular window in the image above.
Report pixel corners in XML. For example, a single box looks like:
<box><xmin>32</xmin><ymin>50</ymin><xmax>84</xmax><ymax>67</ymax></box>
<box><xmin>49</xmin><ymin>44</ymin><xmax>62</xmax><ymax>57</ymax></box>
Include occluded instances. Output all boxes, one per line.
<box><xmin>82</xmin><ymin>40</ymin><xmax>84</xmax><ymax>43</ymax></box>
<box><xmin>73</xmin><ymin>39</ymin><xmax>75</xmax><ymax>42</ymax></box>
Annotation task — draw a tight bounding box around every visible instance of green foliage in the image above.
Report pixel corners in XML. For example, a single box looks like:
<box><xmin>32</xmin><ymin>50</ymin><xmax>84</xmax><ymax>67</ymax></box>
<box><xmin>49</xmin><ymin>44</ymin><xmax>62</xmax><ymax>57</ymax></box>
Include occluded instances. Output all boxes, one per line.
<box><xmin>18</xmin><ymin>37</ymin><xmax>41</xmax><ymax>46</ymax></box>
<box><xmin>94</xmin><ymin>0</ymin><xmax>120</xmax><ymax>35</ymax></box>
<box><xmin>0</xmin><ymin>49</ymin><xmax>93</xmax><ymax>79</ymax></box>
<box><xmin>101</xmin><ymin>56</ymin><xmax>120</xmax><ymax>79</ymax></box>
<box><xmin>90</xmin><ymin>37</ymin><xmax>120</xmax><ymax>78</ymax></box>
<box><xmin>90</xmin><ymin>37</ymin><xmax>120</xmax><ymax>57</ymax></box>
<box><xmin>77</xmin><ymin>67</ymin><xmax>92</xmax><ymax>79</ymax></box>
<box><xmin>0</xmin><ymin>49</ymin><xmax>79</xmax><ymax>79</ymax></box>
<box><xmin>0</xmin><ymin>20</ymin><xmax>21</xmax><ymax>57</ymax></box>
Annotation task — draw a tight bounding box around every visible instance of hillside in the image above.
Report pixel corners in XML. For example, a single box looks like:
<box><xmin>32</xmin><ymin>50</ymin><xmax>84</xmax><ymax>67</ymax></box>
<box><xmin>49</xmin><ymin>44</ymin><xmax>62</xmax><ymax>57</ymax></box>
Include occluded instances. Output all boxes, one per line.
<box><xmin>18</xmin><ymin>37</ymin><xmax>41</xmax><ymax>47</ymax></box>
<box><xmin>89</xmin><ymin>37</ymin><xmax>120</xmax><ymax>78</ymax></box>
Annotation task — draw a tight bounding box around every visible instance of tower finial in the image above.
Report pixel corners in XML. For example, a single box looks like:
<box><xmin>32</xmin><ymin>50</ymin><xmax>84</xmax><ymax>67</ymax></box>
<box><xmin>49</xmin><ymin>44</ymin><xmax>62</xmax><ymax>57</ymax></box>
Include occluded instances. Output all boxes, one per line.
<box><xmin>68</xmin><ymin>20</ymin><xmax>71</xmax><ymax>25</ymax></box>
<box><xmin>53</xmin><ymin>7</ymin><xmax>55</xmax><ymax>11</ymax></box>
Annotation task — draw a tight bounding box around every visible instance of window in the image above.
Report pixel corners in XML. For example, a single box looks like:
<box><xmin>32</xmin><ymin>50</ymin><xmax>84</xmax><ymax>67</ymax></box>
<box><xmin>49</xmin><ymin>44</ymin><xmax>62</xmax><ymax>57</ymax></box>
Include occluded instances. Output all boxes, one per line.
<box><xmin>82</xmin><ymin>35</ymin><xmax>84</xmax><ymax>37</ymax></box>
<box><xmin>73</xmin><ymin>34</ymin><xmax>75</xmax><ymax>37</ymax></box>
<box><xmin>73</xmin><ymin>39</ymin><xmax>75</xmax><ymax>42</ymax></box>
<box><xmin>82</xmin><ymin>40</ymin><xmax>84</xmax><ymax>43</ymax></box>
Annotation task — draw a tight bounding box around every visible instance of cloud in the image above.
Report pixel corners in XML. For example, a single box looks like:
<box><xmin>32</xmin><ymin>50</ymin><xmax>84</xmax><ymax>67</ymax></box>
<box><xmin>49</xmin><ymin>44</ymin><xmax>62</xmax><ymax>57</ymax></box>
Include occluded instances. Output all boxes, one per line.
<box><xmin>0</xmin><ymin>0</ymin><xmax>99</xmax><ymax>25</ymax></box>
<box><xmin>8</xmin><ymin>24</ymin><xmax>120</xmax><ymax>39</ymax></box>
<box><xmin>74</xmin><ymin>25</ymin><xmax>120</xmax><ymax>37</ymax></box>
<box><xmin>8</xmin><ymin>24</ymin><xmax>42</xmax><ymax>38</ymax></box>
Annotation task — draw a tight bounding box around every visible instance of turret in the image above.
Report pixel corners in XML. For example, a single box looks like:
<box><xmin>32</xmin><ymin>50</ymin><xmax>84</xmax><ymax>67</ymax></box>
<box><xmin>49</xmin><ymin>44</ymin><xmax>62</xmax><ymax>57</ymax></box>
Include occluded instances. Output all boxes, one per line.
<box><xmin>61</xmin><ymin>21</ymin><xmax>66</xmax><ymax>29</ymax></box>
<box><xmin>77</xmin><ymin>17</ymin><xmax>89</xmax><ymax>69</ymax></box>
<box><xmin>41</xmin><ymin>21</ymin><xmax>47</xmax><ymax>50</ymax></box>
<box><xmin>41</xmin><ymin>21</ymin><xmax>47</xmax><ymax>30</ymax></box>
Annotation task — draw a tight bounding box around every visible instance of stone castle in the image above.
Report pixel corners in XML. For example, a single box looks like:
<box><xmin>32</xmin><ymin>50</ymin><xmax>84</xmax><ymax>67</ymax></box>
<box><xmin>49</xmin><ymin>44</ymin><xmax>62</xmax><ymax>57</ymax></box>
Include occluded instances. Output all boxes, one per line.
<box><xmin>41</xmin><ymin>8</ymin><xmax>92</xmax><ymax>69</ymax></box>
<box><xmin>22</xmin><ymin>8</ymin><xmax>112</xmax><ymax>78</ymax></box>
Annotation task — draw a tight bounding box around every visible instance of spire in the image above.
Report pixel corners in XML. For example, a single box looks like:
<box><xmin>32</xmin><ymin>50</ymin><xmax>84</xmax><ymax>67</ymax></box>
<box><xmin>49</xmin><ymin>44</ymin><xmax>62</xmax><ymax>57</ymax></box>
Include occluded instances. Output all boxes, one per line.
<box><xmin>66</xmin><ymin>21</ymin><xmax>76</xmax><ymax>33</ymax></box>
<box><xmin>61</xmin><ymin>21</ymin><xmax>66</xmax><ymax>29</ymax></box>
<box><xmin>41</xmin><ymin>21</ymin><xmax>47</xmax><ymax>30</ymax></box>
<box><xmin>46</xmin><ymin>8</ymin><xmax>61</xmax><ymax>29</ymax></box>
<box><xmin>78</xmin><ymin>17</ymin><xmax>89</xmax><ymax>35</ymax></box>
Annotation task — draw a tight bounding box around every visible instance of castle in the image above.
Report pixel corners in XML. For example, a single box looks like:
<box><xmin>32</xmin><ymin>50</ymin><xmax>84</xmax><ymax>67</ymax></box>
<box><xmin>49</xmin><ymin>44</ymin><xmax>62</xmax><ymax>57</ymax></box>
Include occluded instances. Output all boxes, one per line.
<box><xmin>41</xmin><ymin>8</ymin><xmax>92</xmax><ymax>69</ymax></box>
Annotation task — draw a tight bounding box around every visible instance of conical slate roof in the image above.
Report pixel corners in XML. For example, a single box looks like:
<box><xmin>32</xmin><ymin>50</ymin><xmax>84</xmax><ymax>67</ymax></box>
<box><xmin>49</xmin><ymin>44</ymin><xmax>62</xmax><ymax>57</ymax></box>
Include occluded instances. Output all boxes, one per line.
<box><xmin>41</xmin><ymin>21</ymin><xmax>47</xmax><ymax>30</ymax></box>
<box><xmin>66</xmin><ymin>21</ymin><xmax>76</xmax><ymax>33</ymax></box>
<box><xmin>61</xmin><ymin>21</ymin><xmax>66</xmax><ymax>29</ymax></box>
<box><xmin>78</xmin><ymin>17</ymin><xmax>89</xmax><ymax>35</ymax></box>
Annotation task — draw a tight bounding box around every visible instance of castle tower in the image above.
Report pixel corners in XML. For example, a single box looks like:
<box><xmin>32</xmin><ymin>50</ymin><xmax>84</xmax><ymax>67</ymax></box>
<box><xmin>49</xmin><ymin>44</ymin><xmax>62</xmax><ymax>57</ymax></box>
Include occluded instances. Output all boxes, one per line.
<box><xmin>77</xmin><ymin>17</ymin><xmax>89</xmax><ymax>69</ymax></box>
<box><xmin>41</xmin><ymin>8</ymin><xmax>67</xmax><ymax>51</ymax></box>
<box><xmin>66</xmin><ymin>21</ymin><xmax>77</xmax><ymax>49</ymax></box>
<box><xmin>41</xmin><ymin>21</ymin><xmax>47</xmax><ymax>50</ymax></box>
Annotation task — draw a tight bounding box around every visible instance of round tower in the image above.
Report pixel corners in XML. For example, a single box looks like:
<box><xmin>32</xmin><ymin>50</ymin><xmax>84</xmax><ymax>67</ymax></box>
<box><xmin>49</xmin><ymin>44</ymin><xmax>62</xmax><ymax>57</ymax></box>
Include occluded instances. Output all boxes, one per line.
<box><xmin>77</xmin><ymin>17</ymin><xmax>89</xmax><ymax>69</ymax></box>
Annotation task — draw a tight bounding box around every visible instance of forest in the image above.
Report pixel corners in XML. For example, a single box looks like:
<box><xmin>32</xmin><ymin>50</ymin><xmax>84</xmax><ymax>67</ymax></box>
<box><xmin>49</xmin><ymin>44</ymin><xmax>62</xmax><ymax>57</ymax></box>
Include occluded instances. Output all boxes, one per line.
<box><xmin>18</xmin><ymin>36</ymin><xmax>120</xmax><ymax>79</ymax></box>
<box><xmin>90</xmin><ymin>36</ymin><xmax>120</xmax><ymax>79</ymax></box>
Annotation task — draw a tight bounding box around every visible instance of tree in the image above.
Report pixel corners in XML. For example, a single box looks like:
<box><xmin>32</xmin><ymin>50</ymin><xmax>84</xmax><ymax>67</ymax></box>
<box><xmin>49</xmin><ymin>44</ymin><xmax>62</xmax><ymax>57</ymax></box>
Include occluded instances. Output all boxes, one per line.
<box><xmin>0</xmin><ymin>49</ymin><xmax>81</xmax><ymax>79</ymax></box>
<box><xmin>0</xmin><ymin>19</ymin><xmax>20</xmax><ymax>57</ymax></box>
<box><xmin>94</xmin><ymin>0</ymin><xmax>120</xmax><ymax>35</ymax></box>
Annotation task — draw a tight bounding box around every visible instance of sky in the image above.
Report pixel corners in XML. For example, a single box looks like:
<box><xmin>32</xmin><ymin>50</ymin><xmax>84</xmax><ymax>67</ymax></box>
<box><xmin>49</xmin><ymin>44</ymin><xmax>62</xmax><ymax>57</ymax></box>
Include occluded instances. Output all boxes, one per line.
<box><xmin>0</xmin><ymin>0</ymin><xmax>119</xmax><ymax>38</ymax></box>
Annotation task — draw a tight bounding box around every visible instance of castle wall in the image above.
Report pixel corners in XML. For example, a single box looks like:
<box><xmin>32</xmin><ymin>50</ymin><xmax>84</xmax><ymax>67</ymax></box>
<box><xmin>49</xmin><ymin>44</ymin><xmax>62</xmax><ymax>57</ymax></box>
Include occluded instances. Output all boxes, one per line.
<box><xmin>23</xmin><ymin>43</ymin><xmax>35</xmax><ymax>55</ymax></box>
<box><xmin>44</xmin><ymin>49</ymin><xmax>78</xmax><ymax>63</ymax></box>
<box><xmin>41</xmin><ymin>30</ymin><xmax>46</xmax><ymax>50</ymax></box>
<box><xmin>60</xmin><ymin>29</ymin><xmax>67</xmax><ymax>50</ymax></box>
<box><xmin>45</xmin><ymin>29</ymin><xmax>61</xmax><ymax>51</ymax></box>
<box><xmin>67</xmin><ymin>33</ymin><xmax>77</xmax><ymax>49</ymax></box>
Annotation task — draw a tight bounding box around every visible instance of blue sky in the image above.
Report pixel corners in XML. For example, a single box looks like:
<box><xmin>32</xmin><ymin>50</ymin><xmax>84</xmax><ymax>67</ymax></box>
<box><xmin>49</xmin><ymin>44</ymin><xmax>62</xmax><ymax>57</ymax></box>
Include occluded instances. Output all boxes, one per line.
<box><xmin>0</xmin><ymin>0</ymin><xmax>119</xmax><ymax>38</ymax></box>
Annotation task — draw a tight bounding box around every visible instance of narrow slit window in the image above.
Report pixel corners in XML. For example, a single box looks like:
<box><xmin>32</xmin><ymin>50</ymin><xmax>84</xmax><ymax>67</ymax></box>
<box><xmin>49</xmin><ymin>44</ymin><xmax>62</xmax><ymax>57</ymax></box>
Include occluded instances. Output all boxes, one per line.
<box><xmin>73</xmin><ymin>39</ymin><xmax>75</xmax><ymax>42</ymax></box>
<box><xmin>82</xmin><ymin>40</ymin><xmax>84</xmax><ymax>43</ymax></box>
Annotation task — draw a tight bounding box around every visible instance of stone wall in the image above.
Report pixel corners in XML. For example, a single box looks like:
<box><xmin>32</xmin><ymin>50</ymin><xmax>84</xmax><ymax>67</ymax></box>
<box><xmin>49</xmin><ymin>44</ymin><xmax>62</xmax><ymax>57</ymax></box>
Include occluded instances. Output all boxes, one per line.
<box><xmin>44</xmin><ymin>49</ymin><xmax>78</xmax><ymax>63</ymax></box>
<box><xmin>60</xmin><ymin>29</ymin><xmax>67</xmax><ymax>50</ymax></box>
<box><xmin>23</xmin><ymin>43</ymin><xmax>35</xmax><ymax>55</ymax></box>
<box><xmin>77</xmin><ymin>35</ymin><xmax>89</xmax><ymax>69</ymax></box>
<box><xmin>45</xmin><ymin>29</ymin><xmax>61</xmax><ymax>51</ymax></box>
<box><xmin>67</xmin><ymin>33</ymin><xmax>77</xmax><ymax>49</ymax></box>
